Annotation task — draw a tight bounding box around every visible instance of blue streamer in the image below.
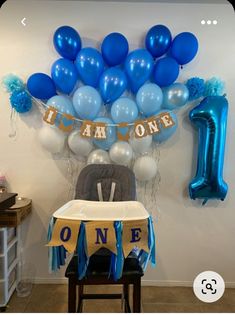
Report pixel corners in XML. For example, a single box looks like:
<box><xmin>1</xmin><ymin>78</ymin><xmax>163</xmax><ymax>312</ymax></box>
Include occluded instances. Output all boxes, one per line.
<box><xmin>137</xmin><ymin>216</ymin><xmax>156</xmax><ymax>271</ymax></box>
<box><xmin>113</xmin><ymin>221</ymin><xmax>124</xmax><ymax>281</ymax></box>
<box><xmin>77</xmin><ymin>222</ymin><xmax>89</xmax><ymax>279</ymax></box>
<box><xmin>47</xmin><ymin>217</ymin><xmax>67</xmax><ymax>272</ymax></box>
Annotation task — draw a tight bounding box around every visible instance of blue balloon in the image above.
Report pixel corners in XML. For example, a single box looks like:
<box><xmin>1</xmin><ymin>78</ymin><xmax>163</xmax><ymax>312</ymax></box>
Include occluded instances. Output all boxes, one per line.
<box><xmin>47</xmin><ymin>95</ymin><xmax>76</xmax><ymax>126</ymax></box>
<box><xmin>27</xmin><ymin>73</ymin><xmax>56</xmax><ymax>100</ymax></box>
<box><xmin>53</xmin><ymin>26</ymin><xmax>82</xmax><ymax>61</ymax></box>
<box><xmin>136</xmin><ymin>83</ymin><xmax>163</xmax><ymax>117</ymax></box>
<box><xmin>72</xmin><ymin>86</ymin><xmax>102</xmax><ymax>120</ymax></box>
<box><xmin>145</xmin><ymin>24</ymin><xmax>172</xmax><ymax>58</ymax></box>
<box><xmin>75</xmin><ymin>47</ymin><xmax>104</xmax><ymax>87</ymax></box>
<box><xmin>93</xmin><ymin>117</ymin><xmax>117</xmax><ymax>150</ymax></box>
<box><xmin>99</xmin><ymin>68</ymin><xmax>127</xmax><ymax>104</ymax></box>
<box><xmin>189</xmin><ymin>96</ymin><xmax>228</xmax><ymax>204</ymax></box>
<box><xmin>153</xmin><ymin>57</ymin><xmax>179</xmax><ymax>87</ymax></box>
<box><xmin>51</xmin><ymin>58</ymin><xmax>78</xmax><ymax>94</ymax></box>
<box><xmin>153</xmin><ymin>110</ymin><xmax>178</xmax><ymax>143</ymax></box>
<box><xmin>111</xmin><ymin>97</ymin><xmax>138</xmax><ymax>123</ymax></box>
<box><xmin>171</xmin><ymin>32</ymin><xmax>198</xmax><ymax>65</ymax></box>
<box><xmin>101</xmin><ymin>32</ymin><xmax>129</xmax><ymax>66</ymax></box>
<box><xmin>125</xmin><ymin>49</ymin><xmax>154</xmax><ymax>94</ymax></box>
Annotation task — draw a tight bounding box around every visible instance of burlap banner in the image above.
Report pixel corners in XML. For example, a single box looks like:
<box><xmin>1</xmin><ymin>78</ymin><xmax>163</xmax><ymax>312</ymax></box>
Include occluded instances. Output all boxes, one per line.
<box><xmin>122</xmin><ymin>219</ymin><xmax>149</xmax><ymax>257</ymax></box>
<box><xmin>47</xmin><ymin>219</ymin><xmax>81</xmax><ymax>253</ymax></box>
<box><xmin>47</xmin><ymin>218</ymin><xmax>150</xmax><ymax>257</ymax></box>
<box><xmin>43</xmin><ymin>106</ymin><xmax>175</xmax><ymax>140</ymax></box>
<box><xmin>85</xmin><ymin>221</ymin><xmax>117</xmax><ymax>256</ymax></box>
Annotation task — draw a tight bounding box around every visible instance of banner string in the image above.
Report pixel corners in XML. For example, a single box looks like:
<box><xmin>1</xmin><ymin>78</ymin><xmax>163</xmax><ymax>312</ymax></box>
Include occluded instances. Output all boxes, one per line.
<box><xmin>29</xmin><ymin>92</ymin><xmax>175</xmax><ymax>128</ymax></box>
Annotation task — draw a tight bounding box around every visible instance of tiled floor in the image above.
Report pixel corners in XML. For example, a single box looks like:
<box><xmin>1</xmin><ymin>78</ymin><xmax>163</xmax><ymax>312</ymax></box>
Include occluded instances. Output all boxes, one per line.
<box><xmin>4</xmin><ymin>284</ymin><xmax>235</xmax><ymax>313</ymax></box>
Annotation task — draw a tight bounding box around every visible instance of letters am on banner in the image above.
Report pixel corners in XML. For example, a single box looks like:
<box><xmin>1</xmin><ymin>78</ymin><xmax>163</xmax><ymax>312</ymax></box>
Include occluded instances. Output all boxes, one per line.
<box><xmin>122</xmin><ymin>219</ymin><xmax>149</xmax><ymax>257</ymax></box>
<box><xmin>85</xmin><ymin>221</ymin><xmax>117</xmax><ymax>256</ymax></box>
<box><xmin>47</xmin><ymin>219</ymin><xmax>81</xmax><ymax>253</ymax></box>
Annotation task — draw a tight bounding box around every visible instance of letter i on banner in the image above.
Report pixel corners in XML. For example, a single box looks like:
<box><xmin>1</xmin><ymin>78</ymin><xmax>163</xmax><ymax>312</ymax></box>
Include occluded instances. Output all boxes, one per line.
<box><xmin>85</xmin><ymin>221</ymin><xmax>117</xmax><ymax>256</ymax></box>
<box><xmin>122</xmin><ymin>219</ymin><xmax>149</xmax><ymax>257</ymax></box>
<box><xmin>47</xmin><ymin>219</ymin><xmax>81</xmax><ymax>253</ymax></box>
<box><xmin>43</xmin><ymin>106</ymin><xmax>58</xmax><ymax>125</ymax></box>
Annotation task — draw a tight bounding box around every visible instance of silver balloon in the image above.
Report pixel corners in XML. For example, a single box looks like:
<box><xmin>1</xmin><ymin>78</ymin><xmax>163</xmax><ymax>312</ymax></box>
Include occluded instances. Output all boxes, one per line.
<box><xmin>129</xmin><ymin>132</ymin><xmax>152</xmax><ymax>154</ymax></box>
<box><xmin>87</xmin><ymin>149</ymin><xmax>111</xmax><ymax>164</ymax></box>
<box><xmin>68</xmin><ymin>129</ymin><xmax>93</xmax><ymax>157</ymax></box>
<box><xmin>133</xmin><ymin>156</ymin><xmax>157</xmax><ymax>181</ymax></box>
<box><xmin>109</xmin><ymin>141</ymin><xmax>133</xmax><ymax>165</ymax></box>
<box><xmin>162</xmin><ymin>83</ymin><xmax>189</xmax><ymax>110</ymax></box>
<box><xmin>38</xmin><ymin>124</ymin><xmax>66</xmax><ymax>154</ymax></box>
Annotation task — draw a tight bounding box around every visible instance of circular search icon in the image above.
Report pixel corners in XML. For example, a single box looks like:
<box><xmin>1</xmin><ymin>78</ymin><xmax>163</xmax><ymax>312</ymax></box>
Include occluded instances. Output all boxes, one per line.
<box><xmin>193</xmin><ymin>271</ymin><xmax>225</xmax><ymax>303</ymax></box>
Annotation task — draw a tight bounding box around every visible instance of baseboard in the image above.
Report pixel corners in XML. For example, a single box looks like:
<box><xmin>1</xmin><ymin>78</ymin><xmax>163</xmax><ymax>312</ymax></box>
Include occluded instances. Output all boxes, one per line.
<box><xmin>33</xmin><ymin>278</ymin><xmax>235</xmax><ymax>288</ymax></box>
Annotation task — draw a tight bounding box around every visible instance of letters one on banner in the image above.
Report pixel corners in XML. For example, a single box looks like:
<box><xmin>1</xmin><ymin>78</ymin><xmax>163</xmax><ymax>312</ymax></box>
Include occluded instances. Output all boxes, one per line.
<box><xmin>47</xmin><ymin>218</ymin><xmax>149</xmax><ymax>257</ymax></box>
<box><xmin>43</xmin><ymin>106</ymin><xmax>175</xmax><ymax>140</ymax></box>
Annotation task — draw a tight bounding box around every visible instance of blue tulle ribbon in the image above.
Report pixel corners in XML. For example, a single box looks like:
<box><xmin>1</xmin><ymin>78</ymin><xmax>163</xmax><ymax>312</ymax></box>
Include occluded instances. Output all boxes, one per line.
<box><xmin>47</xmin><ymin>217</ymin><xmax>67</xmax><ymax>272</ymax></box>
<box><xmin>109</xmin><ymin>221</ymin><xmax>124</xmax><ymax>281</ymax></box>
<box><xmin>77</xmin><ymin>222</ymin><xmax>89</xmax><ymax>279</ymax></box>
<box><xmin>137</xmin><ymin>216</ymin><xmax>156</xmax><ymax>271</ymax></box>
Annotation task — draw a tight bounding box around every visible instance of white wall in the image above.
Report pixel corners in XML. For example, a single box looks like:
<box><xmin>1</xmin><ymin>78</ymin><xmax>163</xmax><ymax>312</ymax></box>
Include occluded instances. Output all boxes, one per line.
<box><xmin>0</xmin><ymin>0</ymin><xmax>235</xmax><ymax>286</ymax></box>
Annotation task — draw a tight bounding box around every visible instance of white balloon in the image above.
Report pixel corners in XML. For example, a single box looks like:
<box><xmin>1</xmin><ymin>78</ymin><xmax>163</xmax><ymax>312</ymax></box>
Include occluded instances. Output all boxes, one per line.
<box><xmin>38</xmin><ymin>124</ymin><xmax>66</xmax><ymax>154</ymax></box>
<box><xmin>129</xmin><ymin>133</ymin><xmax>152</xmax><ymax>154</ymax></box>
<box><xmin>87</xmin><ymin>149</ymin><xmax>111</xmax><ymax>164</ymax></box>
<box><xmin>68</xmin><ymin>129</ymin><xmax>93</xmax><ymax>157</ymax></box>
<box><xmin>133</xmin><ymin>156</ymin><xmax>157</xmax><ymax>181</ymax></box>
<box><xmin>109</xmin><ymin>141</ymin><xmax>133</xmax><ymax>166</ymax></box>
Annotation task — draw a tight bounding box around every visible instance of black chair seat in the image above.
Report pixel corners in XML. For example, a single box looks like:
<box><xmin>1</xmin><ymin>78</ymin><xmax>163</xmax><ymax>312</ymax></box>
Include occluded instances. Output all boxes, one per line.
<box><xmin>65</xmin><ymin>250</ymin><xmax>143</xmax><ymax>278</ymax></box>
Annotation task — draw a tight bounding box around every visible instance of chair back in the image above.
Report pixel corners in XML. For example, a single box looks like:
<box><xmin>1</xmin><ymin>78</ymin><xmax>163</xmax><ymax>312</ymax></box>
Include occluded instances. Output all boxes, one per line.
<box><xmin>75</xmin><ymin>164</ymin><xmax>136</xmax><ymax>201</ymax></box>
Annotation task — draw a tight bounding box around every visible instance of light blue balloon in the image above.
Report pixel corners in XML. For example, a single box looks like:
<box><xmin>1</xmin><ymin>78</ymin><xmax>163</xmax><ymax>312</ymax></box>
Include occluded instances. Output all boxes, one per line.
<box><xmin>136</xmin><ymin>83</ymin><xmax>163</xmax><ymax>117</ymax></box>
<box><xmin>93</xmin><ymin>117</ymin><xmax>117</xmax><ymax>150</ymax></box>
<box><xmin>111</xmin><ymin>97</ymin><xmax>138</xmax><ymax>123</ymax></box>
<box><xmin>162</xmin><ymin>83</ymin><xmax>189</xmax><ymax>110</ymax></box>
<box><xmin>153</xmin><ymin>110</ymin><xmax>178</xmax><ymax>143</ymax></box>
<box><xmin>72</xmin><ymin>86</ymin><xmax>102</xmax><ymax>120</ymax></box>
<box><xmin>47</xmin><ymin>95</ymin><xmax>76</xmax><ymax>126</ymax></box>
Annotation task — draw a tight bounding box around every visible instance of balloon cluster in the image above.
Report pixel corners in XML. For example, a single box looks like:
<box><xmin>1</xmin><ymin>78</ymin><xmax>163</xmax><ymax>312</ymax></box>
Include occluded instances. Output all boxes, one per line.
<box><xmin>26</xmin><ymin>25</ymin><xmax>199</xmax><ymax>182</ymax></box>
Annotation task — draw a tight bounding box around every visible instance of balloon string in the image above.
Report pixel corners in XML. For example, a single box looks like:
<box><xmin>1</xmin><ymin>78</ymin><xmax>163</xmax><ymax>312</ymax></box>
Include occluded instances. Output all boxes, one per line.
<box><xmin>8</xmin><ymin>107</ymin><xmax>18</xmax><ymax>140</ymax></box>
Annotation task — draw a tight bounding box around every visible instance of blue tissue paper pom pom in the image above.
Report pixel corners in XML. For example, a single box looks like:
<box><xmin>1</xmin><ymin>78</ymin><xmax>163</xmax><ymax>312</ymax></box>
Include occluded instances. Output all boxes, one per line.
<box><xmin>186</xmin><ymin>77</ymin><xmax>205</xmax><ymax>101</ymax></box>
<box><xmin>204</xmin><ymin>77</ymin><xmax>225</xmax><ymax>97</ymax></box>
<box><xmin>10</xmin><ymin>90</ymin><xmax>32</xmax><ymax>113</ymax></box>
<box><xmin>2</xmin><ymin>74</ymin><xmax>25</xmax><ymax>93</ymax></box>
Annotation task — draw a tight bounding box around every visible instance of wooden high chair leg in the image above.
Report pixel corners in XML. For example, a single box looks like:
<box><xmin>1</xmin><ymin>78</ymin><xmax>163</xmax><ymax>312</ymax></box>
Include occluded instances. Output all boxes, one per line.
<box><xmin>77</xmin><ymin>285</ymin><xmax>84</xmax><ymax>312</ymax></box>
<box><xmin>68</xmin><ymin>277</ymin><xmax>77</xmax><ymax>313</ymax></box>
<box><xmin>133</xmin><ymin>277</ymin><xmax>141</xmax><ymax>313</ymax></box>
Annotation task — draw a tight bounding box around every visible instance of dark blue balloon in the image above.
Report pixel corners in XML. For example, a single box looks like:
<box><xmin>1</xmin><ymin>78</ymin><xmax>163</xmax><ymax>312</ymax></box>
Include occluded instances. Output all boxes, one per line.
<box><xmin>171</xmin><ymin>32</ymin><xmax>198</xmax><ymax>65</ymax></box>
<box><xmin>27</xmin><ymin>73</ymin><xmax>56</xmax><ymax>100</ymax></box>
<box><xmin>53</xmin><ymin>26</ymin><xmax>81</xmax><ymax>61</ymax></box>
<box><xmin>189</xmin><ymin>96</ymin><xmax>228</xmax><ymax>204</ymax></box>
<box><xmin>145</xmin><ymin>24</ymin><xmax>172</xmax><ymax>58</ymax></box>
<box><xmin>125</xmin><ymin>49</ymin><xmax>154</xmax><ymax>94</ymax></box>
<box><xmin>75</xmin><ymin>47</ymin><xmax>104</xmax><ymax>87</ymax></box>
<box><xmin>153</xmin><ymin>57</ymin><xmax>179</xmax><ymax>87</ymax></box>
<box><xmin>99</xmin><ymin>67</ymin><xmax>127</xmax><ymax>104</ymax></box>
<box><xmin>51</xmin><ymin>58</ymin><xmax>78</xmax><ymax>94</ymax></box>
<box><xmin>101</xmin><ymin>32</ymin><xmax>129</xmax><ymax>66</ymax></box>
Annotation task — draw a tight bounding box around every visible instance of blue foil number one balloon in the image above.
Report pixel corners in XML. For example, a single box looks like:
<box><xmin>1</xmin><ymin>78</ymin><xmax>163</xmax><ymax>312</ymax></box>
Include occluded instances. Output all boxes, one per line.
<box><xmin>189</xmin><ymin>96</ymin><xmax>228</xmax><ymax>204</ymax></box>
